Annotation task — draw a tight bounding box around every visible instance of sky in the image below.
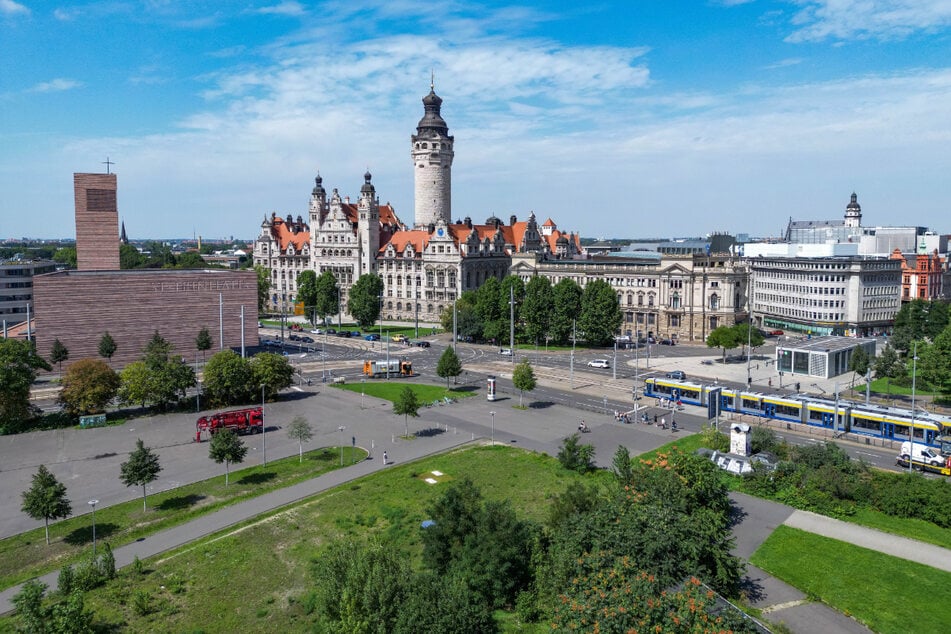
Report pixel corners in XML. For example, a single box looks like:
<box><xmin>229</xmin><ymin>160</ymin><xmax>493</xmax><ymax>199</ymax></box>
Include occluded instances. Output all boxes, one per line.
<box><xmin>2</xmin><ymin>1</ymin><xmax>950</xmax><ymax>242</ymax></box>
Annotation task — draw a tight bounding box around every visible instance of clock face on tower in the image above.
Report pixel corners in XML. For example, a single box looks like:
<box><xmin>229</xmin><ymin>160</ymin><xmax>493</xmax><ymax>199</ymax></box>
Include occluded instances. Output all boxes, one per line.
<box><xmin>437</xmin><ymin>228</ymin><xmax>444</xmax><ymax>237</ymax></box>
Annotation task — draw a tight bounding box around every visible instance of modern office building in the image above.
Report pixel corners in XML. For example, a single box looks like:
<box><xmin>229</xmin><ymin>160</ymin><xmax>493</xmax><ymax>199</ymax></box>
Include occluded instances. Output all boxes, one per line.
<box><xmin>0</xmin><ymin>259</ymin><xmax>56</xmax><ymax>327</ymax></box>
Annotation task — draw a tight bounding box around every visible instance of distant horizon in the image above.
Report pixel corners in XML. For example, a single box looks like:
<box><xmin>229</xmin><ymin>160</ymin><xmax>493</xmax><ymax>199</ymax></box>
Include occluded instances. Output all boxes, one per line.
<box><xmin>3</xmin><ymin>1</ymin><xmax>950</xmax><ymax>240</ymax></box>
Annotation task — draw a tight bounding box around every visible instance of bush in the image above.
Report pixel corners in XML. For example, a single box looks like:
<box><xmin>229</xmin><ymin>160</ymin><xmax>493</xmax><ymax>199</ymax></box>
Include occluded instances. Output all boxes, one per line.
<box><xmin>131</xmin><ymin>589</ymin><xmax>152</xmax><ymax>616</ymax></box>
<box><xmin>73</xmin><ymin>557</ymin><xmax>102</xmax><ymax>592</ymax></box>
<box><xmin>97</xmin><ymin>542</ymin><xmax>116</xmax><ymax>580</ymax></box>
<box><xmin>700</xmin><ymin>424</ymin><xmax>729</xmax><ymax>452</ymax></box>
<box><xmin>57</xmin><ymin>564</ymin><xmax>74</xmax><ymax>596</ymax></box>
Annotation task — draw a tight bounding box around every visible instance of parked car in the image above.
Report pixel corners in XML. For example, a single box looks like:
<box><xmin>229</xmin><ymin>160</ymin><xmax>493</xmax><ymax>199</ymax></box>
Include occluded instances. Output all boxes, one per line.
<box><xmin>351</xmin><ymin>331</ymin><xmax>361</xmax><ymax>337</ymax></box>
<box><xmin>768</xmin><ymin>329</ymin><xmax>784</xmax><ymax>336</ymax></box>
<box><xmin>587</xmin><ymin>359</ymin><xmax>610</xmax><ymax>369</ymax></box>
<box><xmin>499</xmin><ymin>348</ymin><xmax>513</xmax><ymax>356</ymax></box>
<box><xmin>300</xmin><ymin>336</ymin><xmax>314</xmax><ymax>343</ymax></box>
<box><xmin>257</xmin><ymin>321</ymin><xmax>264</xmax><ymax>328</ymax></box>
<box><xmin>337</xmin><ymin>330</ymin><xmax>352</xmax><ymax>338</ymax></box>
<box><xmin>365</xmin><ymin>333</ymin><xmax>380</xmax><ymax>341</ymax></box>
<box><xmin>392</xmin><ymin>334</ymin><xmax>408</xmax><ymax>343</ymax></box>
<box><xmin>289</xmin><ymin>334</ymin><xmax>301</xmax><ymax>341</ymax></box>
<box><xmin>326</xmin><ymin>328</ymin><xmax>337</xmax><ymax>334</ymax></box>
<box><xmin>665</xmin><ymin>370</ymin><xmax>687</xmax><ymax>380</ymax></box>
<box><xmin>415</xmin><ymin>341</ymin><xmax>431</xmax><ymax>348</ymax></box>
<box><xmin>310</xmin><ymin>328</ymin><xmax>323</xmax><ymax>334</ymax></box>
<box><xmin>660</xmin><ymin>339</ymin><xmax>675</xmax><ymax>346</ymax></box>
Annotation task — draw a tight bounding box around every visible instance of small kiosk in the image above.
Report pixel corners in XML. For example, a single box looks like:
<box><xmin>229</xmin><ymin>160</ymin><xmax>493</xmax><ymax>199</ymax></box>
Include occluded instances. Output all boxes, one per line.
<box><xmin>487</xmin><ymin>376</ymin><xmax>497</xmax><ymax>401</ymax></box>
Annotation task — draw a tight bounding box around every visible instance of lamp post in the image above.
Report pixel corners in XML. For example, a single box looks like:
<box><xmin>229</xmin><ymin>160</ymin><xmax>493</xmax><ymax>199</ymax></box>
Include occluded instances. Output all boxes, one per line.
<box><xmin>338</xmin><ymin>425</ymin><xmax>346</xmax><ymax>466</ymax></box>
<box><xmin>908</xmin><ymin>341</ymin><xmax>918</xmax><ymax>474</ymax></box>
<box><xmin>490</xmin><ymin>411</ymin><xmax>495</xmax><ymax>444</ymax></box>
<box><xmin>88</xmin><ymin>499</ymin><xmax>99</xmax><ymax>556</ymax></box>
<box><xmin>260</xmin><ymin>384</ymin><xmax>267</xmax><ymax>466</ymax></box>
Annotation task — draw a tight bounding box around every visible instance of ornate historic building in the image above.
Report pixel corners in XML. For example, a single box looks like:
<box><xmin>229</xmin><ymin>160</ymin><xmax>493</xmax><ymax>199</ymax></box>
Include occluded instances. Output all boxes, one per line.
<box><xmin>253</xmin><ymin>84</ymin><xmax>583</xmax><ymax>323</ymax></box>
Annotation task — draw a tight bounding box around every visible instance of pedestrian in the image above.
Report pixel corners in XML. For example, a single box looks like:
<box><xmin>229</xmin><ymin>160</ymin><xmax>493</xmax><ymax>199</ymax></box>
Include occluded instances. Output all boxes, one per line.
<box><xmin>768</xmin><ymin>378</ymin><xmax>772</xmax><ymax>387</ymax></box>
<box><xmin>660</xmin><ymin>417</ymin><xmax>666</xmax><ymax>429</ymax></box>
<box><xmin>382</xmin><ymin>451</ymin><xmax>388</xmax><ymax>465</ymax></box>
<box><xmin>653</xmin><ymin>413</ymin><xmax>657</xmax><ymax>423</ymax></box>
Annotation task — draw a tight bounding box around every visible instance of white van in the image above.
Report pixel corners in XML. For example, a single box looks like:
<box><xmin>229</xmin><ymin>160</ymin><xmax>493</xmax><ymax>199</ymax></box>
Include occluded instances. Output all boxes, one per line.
<box><xmin>899</xmin><ymin>442</ymin><xmax>945</xmax><ymax>467</ymax></box>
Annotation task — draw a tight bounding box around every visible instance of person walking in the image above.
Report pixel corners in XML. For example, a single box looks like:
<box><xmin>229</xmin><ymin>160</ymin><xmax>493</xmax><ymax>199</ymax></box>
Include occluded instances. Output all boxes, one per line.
<box><xmin>382</xmin><ymin>451</ymin><xmax>388</xmax><ymax>465</ymax></box>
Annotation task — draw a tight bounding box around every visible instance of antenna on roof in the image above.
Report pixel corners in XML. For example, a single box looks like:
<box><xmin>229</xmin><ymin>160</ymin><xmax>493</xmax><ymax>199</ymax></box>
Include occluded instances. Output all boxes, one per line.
<box><xmin>431</xmin><ymin>68</ymin><xmax>435</xmax><ymax>90</ymax></box>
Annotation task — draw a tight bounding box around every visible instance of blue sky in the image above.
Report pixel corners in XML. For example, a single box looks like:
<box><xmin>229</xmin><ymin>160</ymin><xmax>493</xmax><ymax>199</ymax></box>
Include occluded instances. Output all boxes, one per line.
<box><xmin>2</xmin><ymin>1</ymin><xmax>950</xmax><ymax>241</ymax></box>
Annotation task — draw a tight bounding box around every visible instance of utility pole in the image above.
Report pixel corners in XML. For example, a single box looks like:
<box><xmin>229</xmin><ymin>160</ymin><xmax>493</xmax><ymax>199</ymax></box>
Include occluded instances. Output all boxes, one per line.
<box><xmin>570</xmin><ymin>319</ymin><xmax>576</xmax><ymax>389</ymax></box>
<box><xmin>509</xmin><ymin>285</ymin><xmax>515</xmax><ymax>365</ymax></box>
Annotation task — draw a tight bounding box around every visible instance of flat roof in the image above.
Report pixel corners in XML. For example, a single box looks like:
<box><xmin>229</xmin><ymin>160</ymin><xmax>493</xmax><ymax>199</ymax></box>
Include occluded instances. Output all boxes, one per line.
<box><xmin>777</xmin><ymin>335</ymin><xmax>875</xmax><ymax>354</ymax></box>
<box><xmin>36</xmin><ymin>268</ymin><xmax>249</xmax><ymax>278</ymax></box>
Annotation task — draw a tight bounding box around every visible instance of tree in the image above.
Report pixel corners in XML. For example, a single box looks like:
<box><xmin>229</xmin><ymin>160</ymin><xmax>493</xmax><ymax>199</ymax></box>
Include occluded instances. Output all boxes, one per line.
<box><xmin>287</xmin><ymin>416</ymin><xmax>313</xmax><ymax>463</ymax></box>
<box><xmin>348</xmin><ymin>273</ymin><xmax>384</xmax><ymax>329</ymax></box>
<box><xmin>50</xmin><ymin>338</ymin><xmax>69</xmax><ymax>373</ymax></box>
<box><xmin>174</xmin><ymin>252</ymin><xmax>206</xmax><ymax>268</ymax></box>
<box><xmin>254</xmin><ymin>264</ymin><xmax>271</xmax><ymax>312</ymax></box>
<box><xmin>706</xmin><ymin>325</ymin><xmax>740</xmax><ymax>363</ymax></box>
<box><xmin>202</xmin><ymin>350</ymin><xmax>254</xmax><ymax>406</ymax></box>
<box><xmin>296</xmin><ymin>270</ymin><xmax>319</xmax><ymax>325</ymax></box>
<box><xmin>118</xmin><ymin>355</ymin><xmax>195</xmax><ymax>411</ymax></box>
<box><xmin>498</xmin><ymin>275</ymin><xmax>525</xmax><ymax>342</ymax></box>
<box><xmin>849</xmin><ymin>346</ymin><xmax>871</xmax><ymax>389</ymax></box>
<box><xmin>393</xmin><ymin>386</ymin><xmax>420</xmax><ymax>436</ymax></box>
<box><xmin>313</xmin><ymin>270</ymin><xmax>340</xmax><ymax>323</ymax></box>
<box><xmin>550</xmin><ymin>278</ymin><xmax>583</xmax><ymax>345</ymax></box>
<box><xmin>0</xmin><ymin>338</ymin><xmax>52</xmax><ymax>429</ymax></box>
<box><xmin>52</xmin><ymin>246</ymin><xmax>77</xmax><ymax>268</ymax></box>
<box><xmin>97</xmin><ymin>332</ymin><xmax>117</xmax><ymax>362</ymax></box>
<box><xmin>521</xmin><ymin>276</ymin><xmax>552</xmax><ymax>345</ymax></box>
<box><xmin>578</xmin><ymin>279</ymin><xmax>623</xmax><ymax>346</ymax></box>
<box><xmin>475</xmin><ymin>277</ymin><xmax>504</xmax><ymax>343</ymax></box>
<box><xmin>195</xmin><ymin>327</ymin><xmax>213</xmax><ymax>362</ymax></box>
<box><xmin>436</xmin><ymin>346</ymin><xmax>463</xmax><ymax>388</ymax></box>
<box><xmin>612</xmin><ymin>444</ymin><xmax>633</xmax><ymax>487</ymax></box>
<box><xmin>733</xmin><ymin>322</ymin><xmax>765</xmax><ymax>353</ymax></box>
<box><xmin>891</xmin><ymin>299</ymin><xmax>930</xmax><ymax>354</ymax></box>
<box><xmin>208</xmin><ymin>429</ymin><xmax>248</xmax><ymax>485</ymax></box>
<box><xmin>874</xmin><ymin>344</ymin><xmax>906</xmax><ymax>393</ymax></box>
<box><xmin>21</xmin><ymin>465</ymin><xmax>72</xmax><ymax>545</ymax></box>
<box><xmin>58</xmin><ymin>359</ymin><xmax>120</xmax><ymax>416</ymax></box>
<box><xmin>512</xmin><ymin>360</ymin><xmax>536</xmax><ymax>407</ymax></box>
<box><xmin>920</xmin><ymin>325</ymin><xmax>951</xmax><ymax>398</ymax></box>
<box><xmin>142</xmin><ymin>330</ymin><xmax>172</xmax><ymax>369</ymax></box>
<box><xmin>556</xmin><ymin>434</ymin><xmax>596</xmax><ymax>474</ymax></box>
<box><xmin>251</xmin><ymin>351</ymin><xmax>295</xmax><ymax>400</ymax></box>
<box><xmin>120</xmin><ymin>439</ymin><xmax>162</xmax><ymax>511</ymax></box>
<box><xmin>441</xmin><ymin>292</ymin><xmax>483</xmax><ymax>341</ymax></box>
<box><xmin>120</xmin><ymin>243</ymin><xmax>145</xmax><ymax>269</ymax></box>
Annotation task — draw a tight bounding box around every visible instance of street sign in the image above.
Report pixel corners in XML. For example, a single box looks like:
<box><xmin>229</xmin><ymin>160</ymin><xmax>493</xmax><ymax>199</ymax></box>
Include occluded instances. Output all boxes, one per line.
<box><xmin>707</xmin><ymin>387</ymin><xmax>721</xmax><ymax>421</ymax></box>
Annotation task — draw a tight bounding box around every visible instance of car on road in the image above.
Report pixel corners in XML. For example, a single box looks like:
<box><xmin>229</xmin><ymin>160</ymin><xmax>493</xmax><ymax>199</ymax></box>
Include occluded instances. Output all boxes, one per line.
<box><xmin>659</xmin><ymin>339</ymin><xmax>675</xmax><ymax>346</ymax></box>
<box><xmin>365</xmin><ymin>333</ymin><xmax>380</xmax><ymax>341</ymax></box>
<box><xmin>392</xmin><ymin>334</ymin><xmax>409</xmax><ymax>343</ymax></box>
<box><xmin>586</xmin><ymin>359</ymin><xmax>610</xmax><ymax>369</ymax></box>
<box><xmin>310</xmin><ymin>328</ymin><xmax>323</xmax><ymax>334</ymax></box>
<box><xmin>499</xmin><ymin>348</ymin><xmax>513</xmax><ymax>356</ymax></box>
<box><xmin>767</xmin><ymin>329</ymin><xmax>784</xmax><ymax>336</ymax></box>
<box><xmin>415</xmin><ymin>341</ymin><xmax>431</xmax><ymax>348</ymax></box>
<box><xmin>351</xmin><ymin>331</ymin><xmax>361</xmax><ymax>337</ymax></box>
<box><xmin>665</xmin><ymin>370</ymin><xmax>687</xmax><ymax>380</ymax></box>
<box><xmin>289</xmin><ymin>334</ymin><xmax>301</xmax><ymax>341</ymax></box>
<box><xmin>300</xmin><ymin>336</ymin><xmax>314</xmax><ymax>343</ymax></box>
<box><xmin>337</xmin><ymin>330</ymin><xmax>352</xmax><ymax>338</ymax></box>
<box><xmin>326</xmin><ymin>328</ymin><xmax>337</xmax><ymax>335</ymax></box>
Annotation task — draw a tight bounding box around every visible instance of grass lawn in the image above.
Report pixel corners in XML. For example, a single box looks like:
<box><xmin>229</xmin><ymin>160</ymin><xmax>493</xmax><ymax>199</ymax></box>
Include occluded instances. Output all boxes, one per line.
<box><xmin>636</xmin><ymin>432</ymin><xmax>706</xmax><ymax>462</ymax></box>
<box><xmin>751</xmin><ymin>526</ymin><xmax>951</xmax><ymax>634</ymax></box>
<box><xmin>863</xmin><ymin>377</ymin><xmax>940</xmax><ymax>398</ymax></box>
<box><xmin>333</xmin><ymin>380</ymin><xmax>475</xmax><ymax>405</ymax></box>
<box><xmin>0</xmin><ymin>444</ymin><xmax>366</xmax><ymax>591</ymax></box>
<box><xmin>10</xmin><ymin>445</ymin><xmax>589</xmax><ymax>633</ymax></box>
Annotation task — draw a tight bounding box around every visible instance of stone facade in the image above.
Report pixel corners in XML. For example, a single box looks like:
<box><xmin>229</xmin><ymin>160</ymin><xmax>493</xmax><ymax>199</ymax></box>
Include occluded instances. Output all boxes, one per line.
<box><xmin>412</xmin><ymin>85</ymin><xmax>453</xmax><ymax>228</ymax></box>
<box><xmin>74</xmin><ymin>173</ymin><xmax>120</xmax><ymax>271</ymax></box>
<box><xmin>33</xmin><ymin>269</ymin><xmax>258</xmax><ymax>367</ymax></box>
<box><xmin>515</xmin><ymin>253</ymin><xmax>749</xmax><ymax>342</ymax></box>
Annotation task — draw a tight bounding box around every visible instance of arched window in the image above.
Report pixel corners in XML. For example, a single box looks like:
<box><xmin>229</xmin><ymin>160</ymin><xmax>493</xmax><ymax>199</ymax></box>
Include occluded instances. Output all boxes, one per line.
<box><xmin>637</xmin><ymin>292</ymin><xmax>644</xmax><ymax>306</ymax></box>
<box><xmin>709</xmin><ymin>294</ymin><xmax>719</xmax><ymax>310</ymax></box>
<box><xmin>647</xmin><ymin>294</ymin><xmax>654</xmax><ymax>307</ymax></box>
<box><xmin>671</xmin><ymin>292</ymin><xmax>680</xmax><ymax>309</ymax></box>
<box><xmin>627</xmin><ymin>292</ymin><xmax>633</xmax><ymax>306</ymax></box>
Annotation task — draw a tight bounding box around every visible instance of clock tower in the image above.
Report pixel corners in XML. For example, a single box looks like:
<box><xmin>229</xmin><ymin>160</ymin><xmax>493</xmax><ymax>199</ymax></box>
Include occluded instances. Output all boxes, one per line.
<box><xmin>411</xmin><ymin>81</ymin><xmax>454</xmax><ymax>228</ymax></box>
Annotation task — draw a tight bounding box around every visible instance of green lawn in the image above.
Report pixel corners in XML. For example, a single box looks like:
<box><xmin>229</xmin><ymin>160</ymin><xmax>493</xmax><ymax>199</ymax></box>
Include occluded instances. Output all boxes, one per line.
<box><xmin>0</xmin><ymin>444</ymin><xmax>365</xmax><ymax>591</ymax></box>
<box><xmin>863</xmin><ymin>377</ymin><xmax>940</xmax><ymax>398</ymax></box>
<box><xmin>16</xmin><ymin>445</ymin><xmax>589</xmax><ymax>633</ymax></box>
<box><xmin>751</xmin><ymin>526</ymin><xmax>951</xmax><ymax>634</ymax></box>
<box><xmin>333</xmin><ymin>380</ymin><xmax>475</xmax><ymax>405</ymax></box>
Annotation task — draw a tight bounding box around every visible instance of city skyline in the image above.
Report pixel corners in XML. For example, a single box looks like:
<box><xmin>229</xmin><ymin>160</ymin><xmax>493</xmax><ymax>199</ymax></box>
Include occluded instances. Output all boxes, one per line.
<box><xmin>2</xmin><ymin>1</ymin><xmax>951</xmax><ymax>240</ymax></box>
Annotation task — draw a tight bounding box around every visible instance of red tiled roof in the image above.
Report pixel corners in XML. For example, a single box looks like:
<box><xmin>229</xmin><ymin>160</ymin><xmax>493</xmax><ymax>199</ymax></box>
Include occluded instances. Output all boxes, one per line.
<box><xmin>383</xmin><ymin>230</ymin><xmax>430</xmax><ymax>255</ymax></box>
<box><xmin>272</xmin><ymin>218</ymin><xmax>310</xmax><ymax>253</ymax></box>
<box><xmin>542</xmin><ymin>218</ymin><xmax>556</xmax><ymax>227</ymax></box>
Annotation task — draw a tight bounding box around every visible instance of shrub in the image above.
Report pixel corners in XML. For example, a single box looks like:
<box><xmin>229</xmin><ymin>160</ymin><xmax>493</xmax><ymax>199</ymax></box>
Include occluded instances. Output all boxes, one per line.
<box><xmin>131</xmin><ymin>589</ymin><xmax>152</xmax><ymax>616</ymax></box>
<box><xmin>57</xmin><ymin>564</ymin><xmax>74</xmax><ymax>596</ymax></box>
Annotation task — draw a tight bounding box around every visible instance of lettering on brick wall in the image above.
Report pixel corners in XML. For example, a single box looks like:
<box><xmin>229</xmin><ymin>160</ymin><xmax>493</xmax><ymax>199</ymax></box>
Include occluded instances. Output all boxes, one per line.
<box><xmin>150</xmin><ymin>280</ymin><xmax>251</xmax><ymax>293</ymax></box>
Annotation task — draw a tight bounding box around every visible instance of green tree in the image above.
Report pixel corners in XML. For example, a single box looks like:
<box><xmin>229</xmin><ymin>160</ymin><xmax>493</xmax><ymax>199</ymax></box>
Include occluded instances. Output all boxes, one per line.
<box><xmin>498</xmin><ymin>275</ymin><xmax>525</xmax><ymax>341</ymax></box>
<box><xmin>0</xmin><ymin>339</ymin><xmax>51</xmax><ymax>430</ymax></box>
<box><xmin>578</xmin><ymin>279</ymin><xmax>622</xmax><ymax>346</ymax></box>
<box><xmin>521</xmin><ymin>276</ymin><xmax>552</xmax><ymax>345</ymax></box>
<box><xmin>348</xmin><ymin>273</ymin><xmax>384</xmax><ymax>329</ymax></box>
<box><xmin>314</xmin><ymin>270</ymin><xmax>341</xmax><ymax>323</ymax></box>
<box><xmin>195</xmin><ymin>327</ymin><xmax>213</xmax><ymax>362</ymax></box>
<box><xmin>117</xmin><ymin>343</ymin><xmax>195</xmax><ymax>411</ymax></box>
<box><xmin>13</xmin><ymin>579</ymin><xmax>48</xmax><ymax>633</ymax></box>
<box><xmin>512</xmin><ymin>360</ymin><xmax>536</xmax><ymax>407</ymax></box>
<box><xmin>295</xmin><ymin>270</ymin><xmax>319</xmax><ymax>325</ymax></box>
<box><xmin>254</xmin><ymin>264</ymin><xmax>271</xmax><ymax>312</ymax></box>
<box><xmin>706</xmin><ymin>325</ymin><xmax>740</xmax><ymax>363</ymax></box>
<box><xmin>21</xmin><ymin>465</ymin><xmax>72</xmax><ymax>545</ymax></box>
<box><xmin>440</xmin><ymin>292</ymin><xmax>483</xmax><ymax>341</ymax></box>
<box><xmin>251</xmin><ymin>351</ymin><xmax>295</xmax><ymax>400</ymax></box>
<box><xmin>733</xmin><ymin>322</ymin><xmax>765</xmax><ymax>353</ymax></box>
<box><xmin>612</xmin><ymin>444</ymin><xmax>633</xmax><ymax>487</ymax></box>
<box><xmin>925</xmin><ymin>301</ymin><xmax>950</xmax><ymax>340</ymax></box>
<box><xmin>475</xmin><ymin>276</ymin><xmax>504</xmax><ymax>343</ymax></box>
<box><xmin>58</xmin><ymin>359</ymin><xmax>120</xmax><ymax>416</ymax></box>
<box><xmin>393</xmin><ymin>386</ymin><xmax>420</xmax><ymax>436</ymax></box>
<box><xmin>550</xmin><ymin>278</ymin><xmax>583</xmax><ymax>345</ymax></box>
<box><xmin>120</xmin><ymin>439</ymin><xmax>162</xmax><ymax>511</ymax></box>
<box><xmin>208</xmin><ymin>429</ymin><xmax>248</xmax><ymax>485</ymax></box>
<box><xmin>142</xmin><ymin>330</ymin><xmax>172</xmax><ymax>369</ymax></box>
<box><xmin>395</xmin><ymin>570</ymin><xmax>498</xmax><ymax>634</ymax></box>
<box><xmin>286</xmin><ymin>416</ymin><xmax>313</xmax><ymax>463</ymax></box>
<box><xmin>874</xmin><ymin>344</ymin><xmax>906</xmax><ymax>393</ymax></box>
<box><xmin>120</xmin><ymin>243</ymin><xmax>145</xmax><ymax>269</ymax></box>
<box><xmin>50</xmin><ymin>338</ymin><xmax>69</xmax><ymax>373</ymax></box>
<box><xmin>97</xmin><ymin>332</ymin><xmax>117</xmax><ymax>362</ymax></box>
<box><xmin>52</xmin><ymin>246</ymin><xmax>77</xmax><ymax>268</ymax></box>
<box><xmin>849</xmin><ymin>346</ymin><xmax>871</xmax><ymax>389</ymax></box>
<box><xmin>556</xmin><ymin>434</ymin><xmax>596</xmax><ymax>474</ymax></box>
<box><xmin>202</xmin><ymin>350</ymin><xmax>254</xmax><ymax>406</ymax></box>
<box><xmin>175</xmin><ymin>252</ymin><xmax>206</xmax><ymax>269</ymax></box>
<box><xmin>920</xmin><ymin>325</ymin><xmax>951</xmax><ymax>398</ymax></box>
<box><xmin>436</xmin><ymin>345</ymin><xmax>463</xmax><ymax>388</ymax></box>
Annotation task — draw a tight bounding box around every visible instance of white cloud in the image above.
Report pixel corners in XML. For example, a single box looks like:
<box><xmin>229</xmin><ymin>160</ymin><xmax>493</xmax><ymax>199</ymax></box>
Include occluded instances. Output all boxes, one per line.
<box><xmin>29</xmin><ymin>78</ymin><xmax>83</xmax><ymax>92</ymax></box>
<box><xmin>763</xmin><ymin>57</ymin><xmax>803</xmax><ymax>69</ymax></box>
<box><xmin>53</xmin><ymin>7</ymin><xmax>78</xmax><ymax>20</ymax></box>
<box><xmin>254</xmin><ymin>1</ymin><xmax>306</xmax><ymax>17</ymax></box>
<box><xmin>785</xmin><ymin>0</ymin><xmax>951</xmax><ymax>41</ymax></box>
<box><xmin>0</xmin><ymin>0</ymin><xmax>29</xmax><ymax>16</ymax></box>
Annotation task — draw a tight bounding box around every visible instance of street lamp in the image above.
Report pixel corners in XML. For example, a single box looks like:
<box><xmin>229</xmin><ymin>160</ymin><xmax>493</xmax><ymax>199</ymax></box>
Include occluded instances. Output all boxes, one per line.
<box><xmin>908</xmin><ymin>341</ymin><xmax>919</xmax><ymax>474</ymax></box>
<box><xmin>88</xmin><ymin>499</ymin><xmax>99</xmax><ymax>556</ymax></box>
<box><xmin>490</xmin><ymin>411</ymin><xmax>496</xmax><ymax>444</ymax></box>
<box><xmin>338</xmin><ymin>425</ymin><xmax>346</xmax><ymax>465</ymax></box>
<box><xmin>260</xmin><ymin>384</ymin><xmax>267</xmax><ymax>466</ymax></box>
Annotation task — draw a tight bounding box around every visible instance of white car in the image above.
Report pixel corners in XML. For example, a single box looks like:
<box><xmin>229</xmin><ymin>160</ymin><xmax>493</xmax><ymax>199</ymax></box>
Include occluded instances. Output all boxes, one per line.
<box><xmin>310</xmin><ymin>328</ymin><xmax>323</xmax><ymax>334</ymax></box>
<box><xmin>587</xmin><ymin>359</ymin><xmax>610</xmax><ymax>369</ymax></box>
<box><xmin>499</xmin><ymin>348</ymin><xmax>513</xmax><ymax>356</ymax></box>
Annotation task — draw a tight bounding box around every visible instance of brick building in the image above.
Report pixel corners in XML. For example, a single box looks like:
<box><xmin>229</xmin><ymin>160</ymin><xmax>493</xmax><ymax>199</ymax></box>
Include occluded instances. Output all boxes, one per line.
<box><xmin>74</xmin><ymin>173</ymin><xmax>120</xmax><ymax>270</ymax></box>
<box><xmin>889</xmin><ymin>248</ymin><xmax>944</xmax><ymax>301</ymax></box>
